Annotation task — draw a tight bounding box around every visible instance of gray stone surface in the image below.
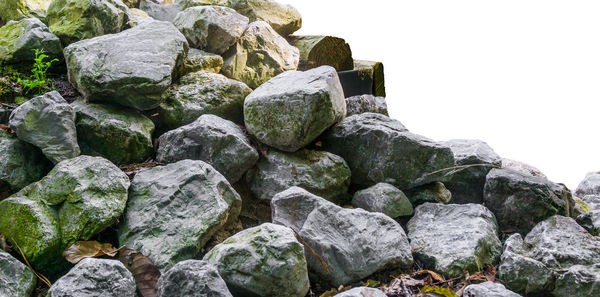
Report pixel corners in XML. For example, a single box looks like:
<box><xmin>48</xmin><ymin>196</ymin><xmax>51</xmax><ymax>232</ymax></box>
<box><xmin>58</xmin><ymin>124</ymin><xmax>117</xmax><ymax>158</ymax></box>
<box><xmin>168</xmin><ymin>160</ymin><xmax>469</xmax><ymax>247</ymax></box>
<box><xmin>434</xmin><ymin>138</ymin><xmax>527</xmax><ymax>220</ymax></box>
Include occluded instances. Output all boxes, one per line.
<box><xmin>0</xmin><ymin>17</ymin><xmax>62</xmax><ymax>64</ymax></box>
<box><xmin>0</xmin><ymin>251</ymin><xmax>36</xmax><ymax>297</ymax></box>
<box><xmin>184</xmin><ymin>48</ymin><xmax>223</xmax><ymax>74</ymax></box>
<box><xmin>156</xmin><ymin>114</ymin><xmax>258</xmax><ymax>183</ymax></box>
<box><xmin>140</xmin><ymin>0</ymin><xmax>184</xmax><ymax>22</ymax></box>
<box><xmin>9</xmin><ymin>91</ymin><xmax>80</xmax><ymax>164</ymax></box>
<box><xmin>577</xmin><ymin>209</ymin><xmax>600</xmax><ymax>235</ymax></box>
<box><xmin>582</xmin><ymin>194</ymin><xmax>600</xmax><ymax>210</ymax></box>
<box><xmin>322</xmin><ymin>113</ymin><xmax>455</xmax><ymax>190</ymax></box>
<box><xmin>229</xmin><ymin>0</ymin><xmax>301</xmax><ymax>36</ymax></box>
<box><xmin>48</xmin><ymin>258</ymin><xmax>136</xmax><ymax>297</ymax></box>
<box><xmin>351</xmin><ymin>182</ymin><xmax>413</xmax><ymax>218</ymax></box>
<box><xmin>157</xmin><ymin>260</ymin><xmax>233</xmax><ymax>297</ymax></box>
<box><xmin>271</xmin><ymin>187</ymin><xmax>413</xmax><ymax>286</ymax></box>
<box><xmin>462</xmin><ymin>281</ymin><xmax>520</xmax><ymax>297</ymax></box>
<box><xmin>405</xmin><ymin>182</ymin><xmax>452</xmax><ymax>206</ymax></box>
<box><xmin>64</xmin><ymin>19</ymin><xmax>189</xmax><ymax>111</ymax></box>
<box><xmin>334</xmin><ymin>287</ymin><xmax>387</xmax><ymax>297</ymax></box>
<box><xmin>118</xmin><ymin>160</ymin><xmax>242</xmax><ymax>272</ymax></box>
<box><xmin>501</xmin><ymin>158</ymin><xmax>547</xmax><ymax>178</ymax></box>
<box><xmin>345</xmin><ymin>94</ymin><xmax>388</xmax><ymax>117</ymax></box>
<box><xmin>203</xmin><ymin>223</ymin><xmax>309</xmax><ymax>297</ymax></box>
<box><xmin>244</xmin><ymin>66</ymin><xmax>345</xmax><ymax>152</ymax></box>
<box><xmin>407</xmin><ymin>203</ymin><xmax>502</xmax><ymax>278</ymax></box>
<box><xmin>246</xmin><ymin>149</ymin><xmax>351</xmax><ymax>202</ymax></box>
<box><xmin>575</xmin><ymin>171</ymin><xmax>600</xmax><ymax>197</ymax></box>
<box><xmin>553</xmin><ymin>264</ymin><xmax>600</xmax><ymax>297</ymax></box>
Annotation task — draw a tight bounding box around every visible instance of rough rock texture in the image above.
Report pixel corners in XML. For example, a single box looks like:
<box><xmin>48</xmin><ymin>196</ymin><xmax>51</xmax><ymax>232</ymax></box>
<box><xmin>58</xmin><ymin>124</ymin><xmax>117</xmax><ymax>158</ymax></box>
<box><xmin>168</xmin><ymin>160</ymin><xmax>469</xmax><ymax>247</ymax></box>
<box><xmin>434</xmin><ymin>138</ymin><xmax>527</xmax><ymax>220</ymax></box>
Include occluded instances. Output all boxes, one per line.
<box><xmin>118</xmin><ymin>160</ymin><xmax>242</xmax><ymax>272</ymax></box>
<box><xmin>0</xmin><ymin>251</ymin><xmax>36</xmax><ymax>297</ymax></box>
<box><xmin>46</xmin><ymin>0</ymin><xmax>130</xmax><ymax>45</ymax></box>
<box><xmin>157</xmin><ymin>260</ymin><xmax>233</xmax><ymax>297</ymax></box>
<box><xmin>577</xmin><ymin>210</ymin><xmax>600</xmax><ymax>235</ymax></box>
<box><xmin>407</xmin><ymin>203</ymin><xmax>502</xmax><ymax>278</ymax></box>
<box><xmin>246</xmin><ymin>149</ymin><xmax>351</xmax><ymax>202</ymax></box>
<box><xmin>501</xmin><ymin>158</ymin><xmax>547</xmax><ymax>178</ymax></box>
<box><xmin>345</xmin><ymin>94</ymin><xmax>388</xmax><ymax>117</ymax></box>
<box><xmin>553</xmin><ymin>264</ymin><xmax>600</xmax><ymax>297</ymax></box>
<box><xmin>127</xmin><ymin>8</ymin><xmax>149</xmax><ymax>26</ymax></box>
<box><xmin>582</xmin><ymin>194</ymin><xmax>600</xmax><ymax>210</ymax></box>
<box><xmin>159</xmin><ymin>70</ymin><xmax>251</xmax><ymax>130</ymax></box>
<box><xmin>140</xmin><ymin>0</ymin><xmax>184</xmax><ymax>22</ymax></box>
<box><xmin>271</xmin><ymin>187</ymin><xmax>413</xmax><ymax>286</ymax></box>
<box><xmin>0</xmin><ymin>0</ymin><xmax>51</xmax><ymax>22</ymax></box>
<box><xmin>462</xmin><ymin>281</ymin><xmax>520</xmax><ymax>297</ymax></box>
<box><xmin>322</xmin><ymin>113</ymin><xmax>455</xmax><ymax>190</ymax></box>
<box><xmin>351</xmin><ymin>183</ymin><xmax>413</xmax><ymax>218</ymax></box>
<box><xmin>443</xmin><ymin>139</ymin><xmax>502</xmax><ymax>204</ymax></box>
<box><xmin>9</xmin><ymin>91</ymin><xmax>80</xmax><ymax>164</ymax></box>
<box><xmin>334</xmin><ymin>287</ymin><xmax>387</xmax><ymax>297</ymax></box>
<box><xmin>64</xmin><ymin>19</ymin><xmax>189</xmax><ymax>111</ymax></box>
<box><xmin>173</xmin><ymin>6</ymin><xmax>249</xmax><ymax>54</ymax></box>
<box><xmin>404</xmin><ymin>182</ymin><xmax>452</xmax><ymax>206</ymax></box>
<box><xmin>222</xmin><ymin>21</ymin><xmax>299</xmax><ymax>88</ymax></box>
<box><xmin>229</xmin><ymin>0</ymin><xmax>301</xmax><ymax>36</ymax></box>
<box><xmin>483</xmin><ymin>168</ymin><xmax>574</xmax><ymax>234</ymax></box>
<box><xmin>0</xmin><ymin>18</ymin><xmax>62</xmax><ymax>64</ymax></box>
<box><xmin>244</xmin><ymin>66</ymin><xmax>345</xmax><ymax>152</ymax></box>
<box><xmin>72</xmin><ymin>100</ymin><xmax>155</xmax><ymax>165</ymax></box>
<box><xmin>203</xmin><ymin>223</ymin><xmax>309</xmax><ymax>297</ymax></box>
<box><xmin>575</xmin><ymin>171</ymin><xmax>600</xmax><ymax>197</ymax></box>
<box><xmin>156</xmin><ymin>114</ymin><xmax>258</xmax><ymax>183</ymax></box>
<box><xmin>48</xmin><ymin>258</ymin><xmax>136</xmax><ymax>297</ymax></box>
<box><xmin>184</xmin><ymin>48</ymin><xmax>223</xmax><ymax>74</ymax></box>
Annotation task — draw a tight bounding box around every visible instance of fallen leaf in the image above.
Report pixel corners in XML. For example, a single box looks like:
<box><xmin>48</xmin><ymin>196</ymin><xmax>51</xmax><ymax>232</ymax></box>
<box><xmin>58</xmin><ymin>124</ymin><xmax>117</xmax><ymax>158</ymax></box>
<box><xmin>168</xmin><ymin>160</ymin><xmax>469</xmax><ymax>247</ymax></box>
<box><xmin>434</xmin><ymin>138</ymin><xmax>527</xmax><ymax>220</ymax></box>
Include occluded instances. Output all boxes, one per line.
<box><xmin>63</xmin><ymin>241</ymin><xmax>119</xmax><ymax>264</ymax></box>
<box><xmin>361</xmin><ymin>279</ymin><xmax>380</xmax><ymax>288</ymax></box>
<box><xmin>412</xmin><ymin>269</ymin><xmax>446</xmax><ymax>283</ymax></box>
<box><xmin>315</xmin><ymin>141</ymin><xmax>322</xmax><ymax>147</ymax></box>
<box><xmin>0</xmin><ymin>234</ymin><xmax>9</xmax><ymax>252</ymax></box>
<box><xmin>292</xmin><ymin>165</ymin><xmax>297</xmax><ymax>178</ymax></box>
<box><xmin>420</xmin><ymin>286</ymin><xmax>458</xmax><ymax>297</ymax></box>
<box><xmin>119</xmin><ymin>248</ymin><xmax>161</xmax><ymax>297</ymax></box>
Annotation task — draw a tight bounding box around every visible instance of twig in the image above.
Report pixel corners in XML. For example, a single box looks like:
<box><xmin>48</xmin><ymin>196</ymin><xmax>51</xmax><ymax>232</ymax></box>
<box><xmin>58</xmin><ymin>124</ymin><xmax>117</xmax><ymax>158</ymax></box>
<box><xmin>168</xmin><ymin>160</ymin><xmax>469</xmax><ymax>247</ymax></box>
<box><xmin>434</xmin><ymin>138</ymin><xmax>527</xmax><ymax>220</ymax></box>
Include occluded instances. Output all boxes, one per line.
<box><xmin>12</xmin><ymin>238</ymin><xmax>52</xmax><ymax>287</ymax></box>
<box><xmin>295</xmin><ymin>233</ymin><xmax>332</xmax><ymax>273</ymax></box>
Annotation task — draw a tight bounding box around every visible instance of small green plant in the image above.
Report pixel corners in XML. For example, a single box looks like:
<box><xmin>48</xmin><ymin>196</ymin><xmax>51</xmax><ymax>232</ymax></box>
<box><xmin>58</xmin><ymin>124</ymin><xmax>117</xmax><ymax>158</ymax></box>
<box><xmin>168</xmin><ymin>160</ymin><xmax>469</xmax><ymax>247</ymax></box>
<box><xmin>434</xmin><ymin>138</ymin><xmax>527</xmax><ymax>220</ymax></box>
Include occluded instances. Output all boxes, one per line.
<box><xmin>18</xmin><ymin>49</ymin><xmax>58</xmax><ymax>96</ymax></box>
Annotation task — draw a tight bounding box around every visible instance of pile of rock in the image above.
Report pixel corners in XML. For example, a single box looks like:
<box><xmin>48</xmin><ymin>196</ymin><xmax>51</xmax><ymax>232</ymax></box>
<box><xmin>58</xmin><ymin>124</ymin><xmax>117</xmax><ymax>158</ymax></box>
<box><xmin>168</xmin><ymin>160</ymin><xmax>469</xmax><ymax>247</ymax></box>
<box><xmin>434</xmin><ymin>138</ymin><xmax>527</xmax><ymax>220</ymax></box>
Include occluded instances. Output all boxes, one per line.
<box><xmin>0</xmin><ymin>0</ymin><xmax>599</xmax><ymax>297</ymax></box>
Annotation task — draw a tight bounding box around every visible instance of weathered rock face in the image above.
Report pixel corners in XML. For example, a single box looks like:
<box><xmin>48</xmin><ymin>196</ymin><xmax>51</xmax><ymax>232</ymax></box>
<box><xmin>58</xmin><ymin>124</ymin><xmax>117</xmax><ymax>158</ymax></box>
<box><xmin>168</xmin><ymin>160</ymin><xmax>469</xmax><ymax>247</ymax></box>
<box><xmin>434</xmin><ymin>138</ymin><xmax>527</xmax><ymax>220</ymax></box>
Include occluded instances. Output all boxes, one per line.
<box><xmin>246</xmin><ymin>149</ymin><xmax>351</xmax><ymax>202</ymax></box>
<box><xmin>156</xmin><ymin>114</ymin><xmax>258</xmax><ymax>183</ymax></box>
<box><xmin>72</xmin><ymin>100</ymin><xmax>154</xmax><ymax>165</ymax></box>
<box><xmin>404</xmin><ymin>182</ymin><xmax>452</xmax><ymax>206</ymax></box>
<box><xmin>462</xmin><ymin>281</ymin><xmax>520</xmax><ymax>297</ymax></box>
<box><xmin>442</xmin><ymin>139</ymin><xmax>502</xmax><ymax>204</ymax></box>
<box><xmin>183</xmin><ymin>48</ymin><xmax>223</xmax><ymax>74</ymax></box>
<box><xmin>0</xmin><ymin>251</ymin><xmax>36</xmax><ymax>297</ymax></box>
<box><xmin>9</xmin><ymin>91</ymin><xmax>80</xmax><ymax>164</ymax></box>
<box><xmin>575</xmin><ymin>171</ymin><xmax>600</xmax><ymax>197</ymax></box>
<box><xmin>271</xmin><ymin>187</ymin><xmax>413</xmax><ymax>286</ymax></box>
<box><xmin>48</xmin><ymin>258</ymin><xmax>136</xmax><ymax>297</ymax></box>
<box><xmin>577</xmin><ymin>210</ymin><xmax>600</xmax><ymax>235</ymax></box>
<box><xmin>157</xmin><ymin>260</ymin><xmax>233</xmax><ymax>297</ymax></box>
<box><xmin>118</xmin><ymin>160</ymin><xmax>242</xmax><ymax>272</ymax></box>
<box><xmin>173</xmin><ymin>6</ymin><xmax>249</xmax><ymax>55</ymax></box>
<box><xmin>0</xmin><ymin>18</ymin><xmax>62</xmax><ymax>64</ymax></box>
<box><xmin>345</xmin><ymin>94</ymin><xmax>388</xmax><ymax>117</ymax></box>
<box><xmin>222</xmin><ymin>21</ymin><xmax>299</xmax><ymax>88</ymax></box>
<box><xmin>0</xmin><ymin>0</ymin><xmax>51</xmax><ymax>23</ymax></box>
<box><xmin>407</xmin><ymin>203</ymin><xmax>502</xmax><ymax>278</ymax></box>
<box><xmin>553</xmin><ymin>264</ymin><xmax>600</xmax><ymax>297</ymax></box>
<box><xmin>159</xmin><ymin>70</ymin><xmax>251</xmax><ymax>130</ymax></box>
<box><xmin>322</xmin><ymin>113</ymin><xmax>455</xmax><ymax>190</ymax></box>
<box><xmin>351</xmin><ymin>183</ymin><xmax>413</xmax><ymax>218</ymax></box>
<box><xmin>64</xmin><ymin>19</ymin><xmax>189</xmax><ymax>111</ymax></box>
<box><xmin>582</xmin><ymin>194</ymin><xmax>600</xmax><ymax>210</ymax></box>
<box><xmin>501</xmin><ymin>158</ymin><xmax>547</xmax><ymax>178</ymax></box>
<box><xmin>334</xmin><ymin>287</ymin><xmax>387</xmax><ymax>297</ymax></box>
<box><xmin>203</xmin><ymin>223</ymin><xmax>310</xmax><ymax>297</ymax></box>
<box><xmin>140</xmin><ymin>0</ymin><xmax>184</xmax><ymax>22</ymax></box>
<box><xmin>483</xmin><ymin>168</ymin><xmax>574</xmax><ymax>234</ymax></box>
<box><xmin>244</xmin><ymin>66</ymin><xmax>345</xmax><ymax>152</ymax></box>
<box><xmin>229</xmin><ymin>0</ymin><xmax>301</xmax><ymax>36</ymax></box>
<box><xmin>47</xmin><ymin>0</ymin><xmax>130</xmax><ymax>45</ymax></box>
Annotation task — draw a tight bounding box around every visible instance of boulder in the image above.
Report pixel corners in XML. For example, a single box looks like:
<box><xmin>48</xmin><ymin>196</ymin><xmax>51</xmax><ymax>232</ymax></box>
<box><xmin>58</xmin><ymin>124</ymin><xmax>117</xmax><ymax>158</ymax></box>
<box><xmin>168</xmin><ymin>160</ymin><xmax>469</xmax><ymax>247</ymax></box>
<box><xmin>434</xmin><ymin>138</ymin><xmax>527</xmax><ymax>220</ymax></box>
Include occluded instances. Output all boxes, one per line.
<box><xmin>127</xmin><ymin>8</ymin><xmax>150</xmax><ymax>26</ymax></box>
<box><xmin>173</xmin><ymin>6</ymin><xmax>249</xmax><ymax>54</ymax></box>
<box><xmin>158</xmin><ymin>70</ymin><xmax>251</xmax><ymax>130</ymax></box>
<box><xmin>183</xmin><ymin>48</ymin><xmax>223</xmax><ymax>74</ymax></box>
<box><xmin>72</xmin><ymin>100</ymin><xmax>154</xmax><ymax>165</ymax></box>
<box><xmin>407</xmin><ymin>203</ymin><xmax>502</xmax><ymax>278</ymax></box>
<box><xmin>9</xmin><ymin>91</ymin><xmax>80</xmax><ymax>164</ymax></box>
<box><xmin>351</xmin><ymin>183</ymin><xmax>413</xmax><ymax>218</ymax></box>
<box><xmin>64</xmin><ymin>19</ymin><xmax>188</xmax><ymax>111</ymax></box>
<box><xmin>203</xmin><ymin>223</ymin><xmax>309</xmax><ymax>297</ymax></box>
<box><xmin>229</xmin><ymin>0</ymin><xmax>301</xmax><ymax>36</ymax></box>
<box><xmin>118</xmin><ymin>160</ymin><xmax>242</xmax><ymax>272</ymax></box>
<box><xmin>48</xmin><ymin>258</ymin><xmax>136</xmax><ymax>297</ymax></box>
<box><xmin>497</xmin><ymin>238</ymin><xmax>555</xmax><ymax>294</ymax></box>
<box><xmin>345</xmin><ymin>94</ymin><xmax>388</xmax><ymax>117</ymax></box>
<box><xmin>0</xmin><ymin>251</ymin><xmax>36</xmax><ymax>297</ymax></box>
<box><xmin>501</xmin><ymin>158</ymin><xmax>547</xmax><ymax>178</ymax></box>
<box><xmin>0</xmin><ymin>18</ymin><xmax>62</xmax><ymax>64</ymax></box>
<box><xmin>404</xmin><ymin>182</ymin><xmax>452</xmax><ymax>206</ymax></box>
<box><xmin>483</xmin><ymin>168</ymin><xmax>574</xmax><ymax>234</ymax></box>
<box><xmin>553</xmin><ymin>264</ymin><xmax>600</xmax><ymax>297</ymax></box>
<box><xmin>575</xmin><ymin>171</ymin><xmax>600</xmax><ymax>197</ymax></box>
<box><xmin>442</xmin><ymin>139</ymin><xmax>502</xmax><ymax>204</ymax></box>
<box><xmin>0</xmin><ymin>0</ymin><xmax>51</xmax><ymax>22</ymax></box>
<box><xmin>46</xmin><ymin>0</ymin><xmax>130</xmax><ymax>45</ymax></box>
<box><xmin>462</xmin><ymin>282</ymin><xmax>520</xmax><ymax>297</ymax></box>
<box><xmin>140</xmin><ymin>0</ymin><xmax>184</xmax><ymax>22</ymax></box>
<box><xmin>222</xmin><ymin>20</ymin><xmax>299</xmax><ymax>88</ymax></box>
<box><xmin>157</xmin><ymin>260</ymin><xmax>233</xmax><ymax>297</ymax></box>
<box><xmin>322</xmin><ymin>113</ymin><xmax>455</xmax><ymax>190</ymax></box>
<box><xmin>156</xmin><ymin>114</ymin><xmax>258</xmax><ymax>183</ymax></box>
<box><xmin>334</xmin><ymin>287</ymin><xmax>387</xmax><ymax>297</ymax></box>
<box><xmin>246</xmin><ymin>149</ymin><xmax>351</xmax><ymax>202</ymax></box>
<box><xmin>271</xmin><ymin>187</ymin><xmax>413</xmax><ymax>286</ymax></box>
<box><xmin>577</xmin><ymin>210</ymin><xmax>600</xmax><ymax>235</ymax></box>
<box><xmin>244</xmin><ymin>66</ymin><xmax>345</xmax><ymax>151</ymax></box>
<box><xmin>582</xmin><ymin>194</ymin><xmax>600</xmax><ymax>210</ymax></box>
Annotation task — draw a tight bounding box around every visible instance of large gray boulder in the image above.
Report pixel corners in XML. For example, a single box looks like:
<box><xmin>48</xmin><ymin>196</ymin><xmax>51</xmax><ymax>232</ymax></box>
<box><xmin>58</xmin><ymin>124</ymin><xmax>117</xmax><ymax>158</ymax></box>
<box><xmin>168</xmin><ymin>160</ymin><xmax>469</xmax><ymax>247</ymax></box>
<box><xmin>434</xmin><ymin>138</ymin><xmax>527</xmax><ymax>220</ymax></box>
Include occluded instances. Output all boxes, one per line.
<box><xmin>244</xmin><ymin>66</ymin><xmax>345</xmax><ymax>152</ymax></box>
<box><xmin>156</xmin><ymin>114</ymin><xmax>259</xmax><ymax>183</ymax></box>
<box><xmin>203</xmin><ymin>223</ymin><xmax>309</xmax><ymax>297</ymax></box>
<box><xmin>48</xmin><ymin>258</ymin><xmax>136</xmax><ymax>297</ymax></box>
<box><xmin>0</xmin><ymin>251</ymin><xmax>36</xmax><ymax>297</ymax></box>
<box><xmin>553</xmin><ymin>264</ymin><xmax>600</xmax><ymax>297</ymax></box>
<box><xmin>140</xmin><ymin>0</ymin><xmax>229</xmax><ymax>22</ymax></box>
<box><xmin>228</xmin><ymin>0</ymin><xmax>301</xmax><ymax>36</ymax></box>
<box><xmin>118</xmin><ymin>160</ymin><xmax>242</xmax><ymax>272</ymax></box>
<box><xmin>483</xmin><ymin>168</ymin><xmax>574</xmax><ymax>234</ymax></box>
<box><xmin>407</xmin><ymin>203</ymin><xmax>502</xmax><ymax>278</ymax></box>
<box><xmin>222</xmin><ymin>20</ymin><xmax>299</xmax><ymax>88</ymax></box>
<box><xmin>246</xmin><ymin>149</ymin><xmax>351</xmax><ymax>202</ymax></box>
<box><xmin>577</xmin><ymin>210</ymin><xmax>600</xmax><ymax>235</ymax></box>
<box><xmin>582</xmin><ymin>194</ymin><xmax>600</xmax><ymax>210</ymax></box>
<box><xmin>72</xmin><ymin>100</ymin><xmax>155</xmax><ymax>165</ymax></box>
<box><xmin>322</xmin><ymin>113</ymin><xmax>455</xmax><ymax>190</ymax></box>
<box><xmin>271</xmin><ymin>187</ymin><xmax>413</xmax><ymax>286</ymax></box>
<box><xmin>334</xmin><ymin>287</ymin><xmax>387</xmax><ymax>297</ymax></box>
<box><xmin>575</xmin><ymin>171</ymin><xmax>600</xmax><ymax>197</ymax></box>
<box><xmin>462</xmin><ymin>282</ymin><xmax>520</xmax><ymax>297</ymax></box>
<box><xmin>64</xmin><ymin>19</ymin><xmax>189</xmax><ymax>111</ymax></box>
<box><xmin>351</xmin><ymin>182</ymin><xmax>413</xmax><ymax>218</ymax></box>
<box><xmin>9</xmin><ymin>91</ymin><xmax>80</xmax><ymax>164</ymax></box>
<box><xmin>173</xmin><ymin>6</ymin><xmax>249</xmax><ymax>55</ymax></box>
<box><xmin>0</xmin><ymin>18</ymin><xmax>62</xmax><ymax>64</ymax></box>
<box><xmin>501</xmin><ymin>158</ymin><xmax>547</xmax><ymax>178</ymax></box>
<box><xmin>157</xmin><ymin>260</ymin><xmax>233</xmax><ymax>297</ymax></box>
<box><xmin>345</xmin><ymin>94</ymin><xmax>388</xmax><ymax>117</ymax></box>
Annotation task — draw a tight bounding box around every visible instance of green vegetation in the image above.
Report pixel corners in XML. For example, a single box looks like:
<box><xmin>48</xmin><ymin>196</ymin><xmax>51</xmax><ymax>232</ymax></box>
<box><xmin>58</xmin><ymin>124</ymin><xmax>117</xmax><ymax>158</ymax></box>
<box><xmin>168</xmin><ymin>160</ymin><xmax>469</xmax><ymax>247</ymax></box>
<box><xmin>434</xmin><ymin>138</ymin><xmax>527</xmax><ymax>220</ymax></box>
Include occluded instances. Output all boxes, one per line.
<box><xmin>0</xmin><ymin>49</ymin><xmax>58</xmax><ymax>104</ymax></box>
<box><xmin>19</xmin><ymin>49</ymin><xmax>59</xmax><ymax>96</ymax></box>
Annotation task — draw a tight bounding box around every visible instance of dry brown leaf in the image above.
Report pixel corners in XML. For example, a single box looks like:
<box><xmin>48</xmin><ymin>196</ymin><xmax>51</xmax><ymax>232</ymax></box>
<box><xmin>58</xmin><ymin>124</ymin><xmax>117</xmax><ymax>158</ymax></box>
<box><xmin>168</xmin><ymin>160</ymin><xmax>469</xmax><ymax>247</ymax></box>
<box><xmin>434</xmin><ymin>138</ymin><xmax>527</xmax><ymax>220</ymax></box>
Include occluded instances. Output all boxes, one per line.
<box><xmin>484</xmin><ymin>264</ymin><xmax>496</xmax><ymax>282</ymax></box>
<box><xmin>292</xmin><ymin>165</ymin><xmax>297</xmax><ymax>178</ymax></box>
<box><xmin>63</xmin><ymin>241</ymin><xmax>119</xmax><ymax>264</ymax></box>
<box><xmin>119</xmin><ymin>248</ymin><xmax>161</xmax><ymax>297</ymax></box>
<box><xmin>160</xmin><ymin>0</ymin><xmax>173</xmax><ymax>4</ymax></box>
<box><xmin>0</xmin><ymin>234</ymin><xmax>9</xmax><ymax>252</ymax></box>
<box><xmin>412</xmin><ymin>269</ymin><xmax>446</xmax><ymax>284</ymax></box>
<box><xmin>315</xmin><ymin>141</ymin><xmax>322</xmax><ymax>147</ymax></box>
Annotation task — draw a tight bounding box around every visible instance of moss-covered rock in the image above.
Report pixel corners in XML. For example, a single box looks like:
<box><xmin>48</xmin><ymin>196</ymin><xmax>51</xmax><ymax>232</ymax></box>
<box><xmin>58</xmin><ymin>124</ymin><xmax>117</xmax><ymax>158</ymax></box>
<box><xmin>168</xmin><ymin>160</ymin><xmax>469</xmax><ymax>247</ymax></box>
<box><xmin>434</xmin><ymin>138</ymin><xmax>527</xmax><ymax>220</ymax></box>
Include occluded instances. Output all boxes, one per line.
<box><xmin>0</xmin><ymin>0</ymin><xmax>52</xmax><ymax>23</ymax></box>
<box><xmin>183</xmin><ymin>48</ymin><xmax>223</xmax><ymax>75</ymax></box>
<box><xmin>0</xmin><ymin>18</ymin><xmax>62</xmax><ymax>64</ymax></box>
<box><xmin>0</xmin><ymin>251</ymin><xmax>37</xmax><ymax>297</ymax></box>
<box><xmin>352</xmin><ymin>182</ymin><xmax>413</xmax><ymax>218</ymax></box>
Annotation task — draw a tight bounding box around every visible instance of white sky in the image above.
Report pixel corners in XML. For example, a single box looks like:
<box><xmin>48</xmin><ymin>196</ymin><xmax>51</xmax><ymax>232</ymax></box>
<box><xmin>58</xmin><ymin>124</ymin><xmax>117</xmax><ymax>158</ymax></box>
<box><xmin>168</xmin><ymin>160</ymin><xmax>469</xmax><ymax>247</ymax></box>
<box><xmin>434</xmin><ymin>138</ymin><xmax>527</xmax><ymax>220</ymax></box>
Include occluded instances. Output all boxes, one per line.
<box><xmin>279</xmin><ymin>0</ymin><xmax>600</xmax><ymax>190</ymax></box>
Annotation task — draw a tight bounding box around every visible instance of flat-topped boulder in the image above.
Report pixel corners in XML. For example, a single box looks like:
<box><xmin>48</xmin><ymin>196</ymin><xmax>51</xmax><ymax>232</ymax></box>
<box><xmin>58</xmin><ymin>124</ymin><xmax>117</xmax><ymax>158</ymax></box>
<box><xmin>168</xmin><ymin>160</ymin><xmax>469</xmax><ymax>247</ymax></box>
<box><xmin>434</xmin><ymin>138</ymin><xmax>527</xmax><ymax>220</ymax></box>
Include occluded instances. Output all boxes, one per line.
<box><xmin>463</xmin><ymin>282</ymin><xmax>521</xmax><ymax>297</ymax></box>
<box><xmin>229</xmin><ymin>0</ymin><xmax>301</xmax><ymax>36</ymax></box>
<box><xmin>0</xmin><ymin>18</ymin><xmax>62</xmax><ymax>64</ymax></box>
